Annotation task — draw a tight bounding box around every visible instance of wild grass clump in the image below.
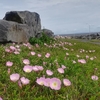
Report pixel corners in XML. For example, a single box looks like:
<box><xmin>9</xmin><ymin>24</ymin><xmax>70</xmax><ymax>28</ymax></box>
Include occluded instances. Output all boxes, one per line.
<box><xmin>29</xmin><ymin>32</ymin><xmax>54</xmax><ymax>45</ymax></box>
<box><xmin>0</xmin><ymin>38</ymin><xmax>100</xmax><ymax>100</ymax></box>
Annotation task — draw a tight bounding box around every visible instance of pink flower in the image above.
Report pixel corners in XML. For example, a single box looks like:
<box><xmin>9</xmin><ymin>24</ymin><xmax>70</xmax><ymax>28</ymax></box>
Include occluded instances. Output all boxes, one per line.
<box><xmin>0</xmin><ymin>97</ymin><xmax>3</xmax><ymax>100</ymax></box>
<box><xmin>57</xmin><ymin>68</ymin><xmax>64</xmax><ymax>74</ymax></box>
<box><xmin>43</xmin><ymin>78</ymin><xmax>51</xmax><ymax>87</ymax></box>
<box><xmin>23</xmin><ymin>65</ymin><xmax>33</xmax><ymax>73</ymax></box>
<box><xmin>37</xmin><ymin>66</ymin><xmax>44</xmax><ymax>71</ymax></box>
<box><xmin>91</xmin><ymin>75</ymin><xmax>98</xmax><ymax>81</ymax></box>
<box><xmin>5</xmin><ymin>48</ymin><xmax>11</xmax><ymax>53</ymax></box>
<box><xmin>35</xmin><ymin>44</ymin><xmax>39</xmax><ymax>47</ymax></box>
<box><xmin>33</xmin><ymin>66</ymin><xmax>39</xmax><ymax>72</ymax></box>
<box><xmin>46</xmin><ymin>70</ymin><xmax>53</xmax><ymax>76</ymax></box>
<box><xmin>18</xmin><ymin>80</ymin><xmax>22</xmax><ymax>88</ymax></box>
<box><xmin>86</xmin><ymin>55</ymin><xmax>89</xmax><ymax>59</ymax></box>
<box><xmin>31</xmin><ymin>51</ymin><xmax>36</xmax><ymax>55</ymax></box>
<box><xmin>61</xmin><ymin>65</ymin><xmax>66</xmax><ymax>69</ymax></box>
<box><xmin>20</xmin><ymin>77</ymin><xmax>30</xmax><ymax>85</ymax></box>
<box><xmin>10</xmin><ymin>73</ymin><xmax>20</xmax><ymax>82</ymax></box>
<box><xmin>43</xmin><ymin>62</ymin><xmax>47</xmax><ymax>66</ymax></box>
<box><xmin>49</xmin><ymin>78</ymin><xmax>61</xmax><ymax>90</ymax></box>
<box><xmin>14</xmin><ymin>51</ymin><xmax>20</xmax><ymax>54</ymax></box>
<box><xmin>78</xmin><ymin>59</ymin><xmax>86</xmax><ymax>64</ymax></box>
<box><xmin>7</xmin><ymin>68</ymin><xmax>11</xmax><ymax>74</ymax></box>
<box><xmin>23</xmin><ymin>59</ymin><xmax>30</xmax><ymax>65</ymax></box>
<box><xmin>36</xmin><ymin>77</ymin><xmax>45</xmax><ymax>86</ymax></box>
<box><xmin>45</xmin><ymin>53</ymin><xmax>50</xmax><ymax>58</ymax></box>
<box><xmin>66</xmin><ymin>53</ymin><xmax>69</xmax><ymax>56</ymax></box>
<box><xmin>63</xmin><ymin>79</ymin><xmax>71</xmax><ymax>86</ymax></box>
<box><xmin>10</xmin><ymin>46</ymin><xmax>16</xmax><ymax>51</ymax></box>
<box><xmin>6</xmin><ymin>61</ymin><xmax>13</xmax><ymax>67</ymax></box>
<box><xmin>90</xmin><ymin>57</ymin><xmax>94</xmax><ymax>60</ymax></box>
<box><xmin>71</xmin><ymin>49</ymin><xmax>74</xmax><ymax>51</ymax></box>
<box><xmin>76</xmin><ymin>55</ymin><xmax>80</xmax><ymax>58</ymax></box>
<box><xmin>38</xmin><ymin>54</ymin><xmax>41</xmax><ymax>57</ymax></box>
<box><xmin>72</xmin><ymin>60</ymin><xmax>76</xmax><ymax>64</ymax></box>
<box><xmin>15</xmin><ymin>45</ymin><xmax>20</xmax><ymax>48</ymax></box>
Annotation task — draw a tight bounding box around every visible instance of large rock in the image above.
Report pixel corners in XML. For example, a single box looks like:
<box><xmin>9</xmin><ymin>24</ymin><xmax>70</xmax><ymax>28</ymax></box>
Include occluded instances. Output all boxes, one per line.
<box><xmin>0</xmin><ymin>20</ymin><xmax>30</xmax><ymax>43</ymax></box>
<box><xmin>36</xmin><ymin>29</ymin><xmax>54</xmax><ymax>38</ymax></box>
<box><xmin>0</xmin><ymin>10</ymin><xmax>41</xmax><ymax>43</ymax></box>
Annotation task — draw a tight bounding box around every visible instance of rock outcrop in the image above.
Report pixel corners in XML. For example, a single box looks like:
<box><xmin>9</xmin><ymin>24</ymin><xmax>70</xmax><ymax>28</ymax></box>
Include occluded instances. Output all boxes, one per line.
<box><xmin>36</xmin><ymin>29</ymin><xmax>54</xmax><ymax>38</ymax></box>
<box><xmin>0</xmin><ymin>20</ymin><xmax>29</xmax><ymax>43</ymax></box>
<box><xmin>0</xmin><ymin>11</ymin><xmax>41</xmax><ymax>43</ymax></box>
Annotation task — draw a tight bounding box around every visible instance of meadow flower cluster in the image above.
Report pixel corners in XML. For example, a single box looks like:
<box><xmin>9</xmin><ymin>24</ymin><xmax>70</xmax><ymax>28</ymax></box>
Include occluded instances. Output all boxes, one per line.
<box><xmin>0</xmin><ymin>38</ymin><xmax>100</xmax><ymax>100</ymax></box>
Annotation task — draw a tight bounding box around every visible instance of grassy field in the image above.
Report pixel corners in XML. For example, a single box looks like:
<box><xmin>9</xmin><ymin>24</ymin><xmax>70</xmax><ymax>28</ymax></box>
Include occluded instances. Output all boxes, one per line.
<box><xmin>0</xmin><ymin>38</ymin><xmax>100</xmax><ymax>100</ymax></box>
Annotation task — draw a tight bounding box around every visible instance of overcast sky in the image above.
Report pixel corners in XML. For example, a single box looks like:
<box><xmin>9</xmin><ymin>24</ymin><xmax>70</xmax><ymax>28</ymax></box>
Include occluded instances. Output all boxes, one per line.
<box><xmin>0</xmin><ymin>0</ymin><xmax>100</xmax><ymax>34</ymax></box>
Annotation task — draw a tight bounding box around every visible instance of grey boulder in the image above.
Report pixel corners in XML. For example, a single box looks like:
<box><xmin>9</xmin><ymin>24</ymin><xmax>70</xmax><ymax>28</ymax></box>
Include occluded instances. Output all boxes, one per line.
<box><xmin>0</xmin><ymin>20</ymin><xmax>30</xmax><ymax>43</ymax></box>
<box><xmin>36</xmin><ymin>29</ymin><xmax>54</xmax><ymax>38</ymax></box>
<box><xmin>0</xmin><ymin>10</ymin><xmax>41</xmax><ymax>43</ymax></box>
<box><xmin>3</xmin><ymin>11</ymin><xmax>41</xmax><ymax>37</ymax></box>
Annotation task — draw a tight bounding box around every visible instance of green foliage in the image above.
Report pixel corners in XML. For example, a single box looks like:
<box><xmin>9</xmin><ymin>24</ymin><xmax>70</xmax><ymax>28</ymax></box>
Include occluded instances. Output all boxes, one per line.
<box><xmin>29</xmin><ymin>32</ymin><xmax>54</xmax><ymax>45</ymax></box>
<box><xmin>29</xmin><ymin>37</ymin><xmax>43</xmax><ymax>45</ymax></box>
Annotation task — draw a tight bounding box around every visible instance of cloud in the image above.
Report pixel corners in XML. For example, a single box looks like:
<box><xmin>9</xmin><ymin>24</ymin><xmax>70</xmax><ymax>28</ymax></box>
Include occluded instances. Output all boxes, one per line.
<box><xmin>0</xmin><ymin>0</ymin><xmax>100</xmax><ymax>34</ymax></box>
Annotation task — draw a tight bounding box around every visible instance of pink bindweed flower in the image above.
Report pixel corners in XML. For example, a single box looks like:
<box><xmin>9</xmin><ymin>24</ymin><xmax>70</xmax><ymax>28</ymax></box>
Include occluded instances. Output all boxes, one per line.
<box><xmin>71</xmin><ymin>49</ymin><xmax>74</xmax><ymax>51</ymax></box>
<box><xmin>78</xmin><ymin>59</ymin><xmax>86</xmax><ymax>64</ymax></box>
<box><xmin>23</xmin><ymin>59</ymin><xmax>30</xmax><ymax>65</ymax></box>
<box><xmin>23</xmin><ymin>65</ymin><xmax>33</xmax><ymax>73</ymax></box>
<box><xmin>10</xmin><ymin>73</ymin><xmax>20</xmax><ymax>82</ymax></box>
<box><xmin>17</xmin><ymin>48</ymin><xmax>21</xmax><ymax>52</ymax></box>
<box><xmin>37</xmin><ymin>66</ymin><xmax>44</xmax><ymax>71</ymax></box>
<box><xmin>10</xmin><ymin>46</ymin><xmax>16</xmax><ymax>51</ymax></box>
<box><xmin>31</xmin><ymin>51</ymin><xmax>36</xmax><ymax>55</ymax></box>
<box><xmin>33</xmin><ymin>66</ymin><xmax>39</xmax><ymax>72</ymax></box>
<box><xmin>43</xmin><ymin>78</ymin><xmax>51</xmax><ymax>87</ymax></box>
<box><xmin>66</xmin><ymin>53</ymin><xmax>69</xmax><ymax>56</ymax></box>
<box><xmin>86</xmin><ymin>55</ymin><xmax>89</xmax><ymax>59</ymax></box>
<box><xmin>90</xmin><ymin>57</ymin><xmax>94</xmax><ymax>60</ymax></box>
<box><xmin>57</xmin><ymin>68</ymin><xmax>64</xmax><ymax>74</ymax></box>
<box><xmin>49</xmin><ymin>78</ymin><xmax>61</xmax><ymax>90</ymax></box>
<box><xmin>28</xmin><ymin>46</ymin><xmax>32</xmax><ymax>50</ymax></box>
<box><xmin>46</xmin><ymin>70</ymin><xmax>53</xmax><ymax>76</ymax></box>
<box><xmin>18</xmin><ymin>80</ymin><xmax>22</xmax><ymax>88</ymax></box>
<box><xmin>63</xmin><ymin>79</ymin><xmax>71</xmax><ymax>86</ymax></box>
<box><xmin>72</xmin><ymin>60</ymin><xmax>76</xmax><ymax>64</ymax></box>
<box><xmin>76</xmin><ymin>55</ymin><xmax>80</xmax><ymax>58</ymax></box>
<box><xmin>5</xmin><ymin>48</ymin><xmax>11</xmax><ymax>53</ymax></box>
<box><xmin>91</xmin><ymin>75</ymin><xmax>98</xmax><ymax>81</ymax></box>
<box><xmin>61</xmin><ymin>65</ymin><xmax>66</xmax><ymax>69</ymax></box>
<box><xmin>6</xmin><ymin>61</ymin><xmax>13</xmax><ymax>67</ymax></box>
<box><xmin>36</xmin><ymin>77</ymin><xmax>45</xmax><ymax>86</ymax></box>
<box><xmin>92</xmin><ymin>50</ymin><xmax>95</xmax><ymax>52</ymax></box>
<box><xmin>20</xmin><ymin>77</ymin><xmax>30</xmax><ymax>85</ymax></box>
<box><xmin>14</xmin><ymin>51</ymin><xmax>20</xmax><ymax>54</ymax></box>
<box><xmin>35</xmin><ymin>44</ymin><xmax>39</xmax><ymax>47</ymax></box>
<box><xmin>7</xmin><ymin>68</ymin><xmax>11</xmax><ymax>74</ymax></box>
<box><xmin>45</xmin><ymin>53</ymin><xmax>50</xmax><ymax>58</ymax></box>
<box><xmin>38</xmin><ymin>54</ymin><xmax>41</xmax><ymax>57</ymax></box>
<box><xmin>15</xmin><ymin>45</ymin><xmax>20</xmax><ymax>48</ymax></box>
<box><xmin>43</xmin><ymin>62</ymin><xmax>47</xmax><ymax>66</ymax></box>
<box><xmin>89</xmin><ymin>50</ymin><xmax>92</xmax><ymax>53</ymax></box>
<box><xmin>0</xmin><ymin>97</ymin><xmax>3</xmax><ymax>100</ymax></box>
<box><xmin>13</xmin><ymin>42</ymin><xmax>15</xmax><ymax>45</ymax></box>
<box><xmin>80</xmin><ymin>51</ymin><xmax>82</xmax><ymax>53</ymax></box>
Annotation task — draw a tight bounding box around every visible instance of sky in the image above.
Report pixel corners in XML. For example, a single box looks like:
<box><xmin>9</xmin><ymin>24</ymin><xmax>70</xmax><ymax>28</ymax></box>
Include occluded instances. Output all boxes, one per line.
<box><xmin>0</xmin><ymin>0</ymin><xmax>100</xmax><ymax>34</ymax></box>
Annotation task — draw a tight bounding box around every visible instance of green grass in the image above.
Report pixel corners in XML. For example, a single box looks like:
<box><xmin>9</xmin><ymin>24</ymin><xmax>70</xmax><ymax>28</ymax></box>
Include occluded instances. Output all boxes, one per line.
<box><xmin>0</xmin><ymin>38</ymin><xmax>100</xmax><ymax>100</ymax></box>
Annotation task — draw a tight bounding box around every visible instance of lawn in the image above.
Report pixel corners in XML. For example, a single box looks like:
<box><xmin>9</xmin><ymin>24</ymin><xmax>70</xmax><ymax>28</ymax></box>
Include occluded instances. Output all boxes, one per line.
<box><xmin>0</xmin><ymin>38</ymin><xmax>100</xmax><ymax>100</ymax></box>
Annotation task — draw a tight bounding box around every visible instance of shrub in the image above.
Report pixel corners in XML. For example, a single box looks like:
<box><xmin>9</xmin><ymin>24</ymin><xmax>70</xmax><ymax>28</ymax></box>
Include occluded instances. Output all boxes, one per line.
<box><xmin>29</xmin><ymin>32</ymin><xmax>54</xmax><ymax>45</ymax></box>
